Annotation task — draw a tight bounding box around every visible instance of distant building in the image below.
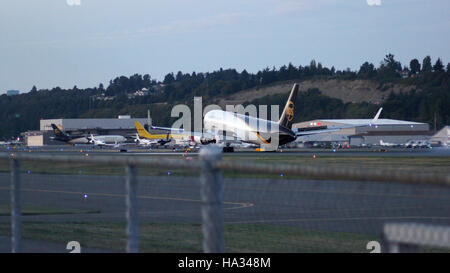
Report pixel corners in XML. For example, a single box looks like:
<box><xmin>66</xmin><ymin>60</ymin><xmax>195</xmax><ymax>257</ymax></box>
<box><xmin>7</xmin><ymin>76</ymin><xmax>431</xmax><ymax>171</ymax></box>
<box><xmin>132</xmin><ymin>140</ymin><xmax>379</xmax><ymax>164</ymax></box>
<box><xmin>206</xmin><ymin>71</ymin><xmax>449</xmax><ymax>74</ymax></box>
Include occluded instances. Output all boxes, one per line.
<box><xmin>400</xmin><ymin>69</ymin><xmax>410</xmax><ymax>79</ymax></box>
<box><xmin>27</xmin><ymin>116</ymin><xmax>152</xmax><ymax>146</ymax></box>
<box><xmin>6</xmin><ymin>90</ymin><xmax>20</xmax><ymax>96</ymax></box>
<box><xmin>128</xmin><ymin>88</ymin><xmax>150</xmax><ymax>99</ymax></box>
<box><xmin>40</xmin><ymin>116</ymin><xmax>149</xmax><ymax>135</ymax></box>
<box><xmin>293</xmin><ymin>118</ymin><xmax>431</xmax><ymax>145</ymax></box>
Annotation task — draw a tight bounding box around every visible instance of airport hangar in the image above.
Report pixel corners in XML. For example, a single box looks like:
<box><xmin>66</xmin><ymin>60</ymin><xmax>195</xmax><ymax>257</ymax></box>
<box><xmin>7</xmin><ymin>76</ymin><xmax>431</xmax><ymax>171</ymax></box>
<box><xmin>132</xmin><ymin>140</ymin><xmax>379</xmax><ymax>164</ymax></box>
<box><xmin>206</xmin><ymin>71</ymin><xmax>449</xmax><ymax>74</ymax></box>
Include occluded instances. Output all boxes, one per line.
<box><xmin>25</xmin><ymin>116</ymin><xmax>150</xmax><ymax>146</ymax></box>
<box><xmin>292</xmin><ymin>118</ymin><xmax>431</xmax><ymax>146</ymax></box>
<box><xmin>25</xmin><ymin>116</ymin><xmax>432</xmax><ymax>147</ymax></box>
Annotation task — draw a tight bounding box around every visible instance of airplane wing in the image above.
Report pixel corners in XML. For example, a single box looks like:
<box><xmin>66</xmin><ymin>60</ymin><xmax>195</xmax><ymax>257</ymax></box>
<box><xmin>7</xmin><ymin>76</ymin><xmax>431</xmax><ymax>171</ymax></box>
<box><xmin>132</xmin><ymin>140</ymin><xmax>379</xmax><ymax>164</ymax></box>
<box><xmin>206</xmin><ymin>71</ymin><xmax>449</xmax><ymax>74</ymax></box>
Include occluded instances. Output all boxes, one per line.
<box><xmin>296</xmin><ymin>128</ymin><xmax>342</xmax><ymax>136</ymax></box>
<box><xmin>96</xmin><ymin>140</ymin><xmax>106</xmax><ymax>146</ymax></box>
<box><xmin>102</xmin><ymin>142</ymin><xmax>124</xmax><ymax>148</ymax></box>
<box><xmin>151</xmin><ymin>126</ymin><xmax>184</xmax><ymax>132</ymax></box>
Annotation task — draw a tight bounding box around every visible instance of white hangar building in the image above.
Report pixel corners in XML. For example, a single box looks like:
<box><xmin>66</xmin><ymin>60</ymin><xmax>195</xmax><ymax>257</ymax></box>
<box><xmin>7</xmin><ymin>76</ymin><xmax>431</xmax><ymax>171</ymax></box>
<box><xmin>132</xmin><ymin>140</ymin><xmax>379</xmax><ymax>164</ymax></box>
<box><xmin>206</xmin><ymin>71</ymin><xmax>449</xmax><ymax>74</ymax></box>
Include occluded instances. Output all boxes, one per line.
<box><xmin>40</xmin><ymin>116</ymin><xmax>149</xmax><ymax>135</ymax></box>
<box><xmin>24</xmin><ymin>116</ymin><xmax>150</xmax><ymax>146</ymax></box>
<box><xmin>293</xmin><ymin>118</ymin><xmax>431</xmax><ymax>146</ymax></box>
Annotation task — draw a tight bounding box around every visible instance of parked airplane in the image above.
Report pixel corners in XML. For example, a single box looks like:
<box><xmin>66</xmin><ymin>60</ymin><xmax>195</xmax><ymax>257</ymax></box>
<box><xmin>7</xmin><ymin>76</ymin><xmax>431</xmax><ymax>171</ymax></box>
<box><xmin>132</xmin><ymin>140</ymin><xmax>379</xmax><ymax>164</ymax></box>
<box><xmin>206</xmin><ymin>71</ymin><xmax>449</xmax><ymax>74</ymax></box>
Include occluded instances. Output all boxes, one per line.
<box><xmin>404</xmin><ymin>140</ymin><xmax>431</xmax><ymax>148</ymax></box>
<box><xmin>416</xmin><ymin>140</ymin><xmax>431</xmax><ymax>148</ymax></box>
<box><xmin>379</xmin><ymin>140</ymin><xmax>399</xmax><ymax>147</ymax></box>
<box><xmin>135</xmin><ymin>121</ymin><xmax>173</xmax><ymax>141</ymax></box>
<box><xmin>88</xmin><ymin>134</ymin><xmax>126</xmax><ymax>147</ymax></box>
<box><xmin>135</xmin><ymin>121</ymin><xmax>216</xmax><ymax>147</ymax></box>
<box><xmin>50</xmin><ymin>124</ymin><xmax>89</xmax><ymax>144</ymax></box>
<box><xmin>135</xmin><ymin>133</ymin><xmax>171</xmax><ymax>147</ymax></box>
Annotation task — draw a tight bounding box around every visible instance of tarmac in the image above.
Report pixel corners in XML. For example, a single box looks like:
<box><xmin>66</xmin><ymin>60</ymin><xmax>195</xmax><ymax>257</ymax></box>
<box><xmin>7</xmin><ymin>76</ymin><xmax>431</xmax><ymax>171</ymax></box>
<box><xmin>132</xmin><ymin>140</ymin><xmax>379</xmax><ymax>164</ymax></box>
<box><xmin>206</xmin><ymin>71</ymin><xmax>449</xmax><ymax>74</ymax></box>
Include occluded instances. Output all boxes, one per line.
<box><xmin>0</xmin><ymin>146</ymin><xmax>449</xmax><ymax>252</ymax></box>
<box><xmin>0</xmin><ymin>172</ymin><xmax>449</xmax><ymax>252</ymax></box>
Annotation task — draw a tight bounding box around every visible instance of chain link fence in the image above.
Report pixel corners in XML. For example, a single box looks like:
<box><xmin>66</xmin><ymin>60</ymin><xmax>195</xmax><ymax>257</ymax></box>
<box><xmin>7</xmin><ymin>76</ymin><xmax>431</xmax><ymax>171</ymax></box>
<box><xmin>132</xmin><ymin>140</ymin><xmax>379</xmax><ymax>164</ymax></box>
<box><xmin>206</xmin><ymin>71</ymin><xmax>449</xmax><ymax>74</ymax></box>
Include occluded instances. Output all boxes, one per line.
<box><xmin>0</xmin><ymin>147</ymin><xmax>449</xmax><ymax>253</ymax></box>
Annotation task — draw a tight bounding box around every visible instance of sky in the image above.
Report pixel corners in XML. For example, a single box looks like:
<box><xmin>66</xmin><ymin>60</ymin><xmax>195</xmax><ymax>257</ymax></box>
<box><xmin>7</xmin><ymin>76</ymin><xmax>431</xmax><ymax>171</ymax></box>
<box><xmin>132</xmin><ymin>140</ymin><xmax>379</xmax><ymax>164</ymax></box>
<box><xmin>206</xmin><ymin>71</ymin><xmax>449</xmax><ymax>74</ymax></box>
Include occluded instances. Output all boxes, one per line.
<box><xmin>0</xmin><ymin>0</ymin><xmax>449</xmax><ymax>94</ymax></box>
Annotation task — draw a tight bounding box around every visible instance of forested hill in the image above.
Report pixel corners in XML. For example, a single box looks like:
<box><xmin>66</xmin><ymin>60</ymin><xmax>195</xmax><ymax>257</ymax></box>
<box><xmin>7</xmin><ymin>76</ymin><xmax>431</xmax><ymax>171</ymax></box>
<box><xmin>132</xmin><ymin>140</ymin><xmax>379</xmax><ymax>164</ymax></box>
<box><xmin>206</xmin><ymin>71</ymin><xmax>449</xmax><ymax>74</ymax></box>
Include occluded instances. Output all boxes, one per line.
<box><xmin>0</xmin><ymin>54</ymin><xmax>449</xmax><ymax>139</ymax></box>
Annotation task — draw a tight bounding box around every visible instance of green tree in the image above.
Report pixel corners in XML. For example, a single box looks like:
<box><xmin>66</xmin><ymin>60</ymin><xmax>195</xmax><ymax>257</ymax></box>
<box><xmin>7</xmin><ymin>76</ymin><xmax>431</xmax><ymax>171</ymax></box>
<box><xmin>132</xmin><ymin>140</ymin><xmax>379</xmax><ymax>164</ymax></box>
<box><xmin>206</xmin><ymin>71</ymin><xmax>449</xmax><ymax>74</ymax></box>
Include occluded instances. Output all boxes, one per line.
<box><xmin>433</xmin><ymin>58</ymin><xmax>444</xmax><ymax>72</ymax></box>
<box><xmin>422</xmin><ymin>56</ymin><xmax>432</xmax><ymax>72</ymax></box>
<box><xmin>409</xmin><ymin>59</ymin><xmax>421</xmax><ymax>74</ymax></box>
<box><xmin>143</xmin><ymin>74</ymin><xmax>151</xmax><ymax>87</ymax></box>
<box><xmin>330</xmin><ymin>66</ymin><xmax>336</xmax><ymax>75</ymax></box>
<box><xmin>358</xmin><ymin>62</ymin><xmax>376</xmax><ymax>78</ymax></box>
<box><xmin>309</xmin><ymin>60</ymin><xmax>317</xmax><ymax>74</ymax></box>
<box><xmin>383</xmin><ymin>53</ymin><xmax>402</xmax><ymax>71</ymax></box>
<box><xmin>163</xmin><ymin>73</ymin><xmax>175</xmax><ymax>84</ymax></box>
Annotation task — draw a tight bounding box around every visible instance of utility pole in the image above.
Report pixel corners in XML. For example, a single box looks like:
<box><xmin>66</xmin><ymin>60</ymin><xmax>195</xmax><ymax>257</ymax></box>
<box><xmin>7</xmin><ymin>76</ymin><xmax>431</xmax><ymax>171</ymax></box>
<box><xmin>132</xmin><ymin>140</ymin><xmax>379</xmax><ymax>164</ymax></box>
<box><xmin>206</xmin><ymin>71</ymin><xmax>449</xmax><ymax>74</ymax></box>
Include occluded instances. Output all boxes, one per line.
<box><xmin>147</xmin><ymin>108</ymin><xmax>152</xmax><ymax>130</ymax></box>
<box><xmin>434</xmin><ymin>111</ymin><xmax>437</xmax><ymax>132</ymax></box>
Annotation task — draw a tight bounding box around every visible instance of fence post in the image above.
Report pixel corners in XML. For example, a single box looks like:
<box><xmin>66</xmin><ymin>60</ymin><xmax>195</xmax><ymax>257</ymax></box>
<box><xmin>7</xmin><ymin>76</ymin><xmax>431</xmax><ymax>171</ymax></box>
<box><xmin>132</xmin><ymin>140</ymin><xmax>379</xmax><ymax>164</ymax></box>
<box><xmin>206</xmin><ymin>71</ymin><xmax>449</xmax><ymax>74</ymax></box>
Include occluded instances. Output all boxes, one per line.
<box><xmin>125</xmin><ymin>163</ymin><xmax>138</xmax><ymax>253</ymax></box>
<box><xmin>10</xmin><ymin>158</ymin><xmax>21</xmax><ymax>253</ymax></box>
<box><xmin>200</xmin><ymin>146</ymin><xmax>224</xmax><ymax>253</ymax></box>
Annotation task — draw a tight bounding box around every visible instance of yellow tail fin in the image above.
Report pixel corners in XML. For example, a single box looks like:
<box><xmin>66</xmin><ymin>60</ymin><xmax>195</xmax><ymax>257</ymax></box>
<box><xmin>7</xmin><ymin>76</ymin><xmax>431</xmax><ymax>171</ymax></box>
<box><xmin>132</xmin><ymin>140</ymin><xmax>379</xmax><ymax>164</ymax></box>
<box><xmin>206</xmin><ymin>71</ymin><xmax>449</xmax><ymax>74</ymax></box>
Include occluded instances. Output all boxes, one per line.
<box><xmin>134</xmin><ymin>121</ymin><xmax>153</xmax><ymax>139</ymax></box>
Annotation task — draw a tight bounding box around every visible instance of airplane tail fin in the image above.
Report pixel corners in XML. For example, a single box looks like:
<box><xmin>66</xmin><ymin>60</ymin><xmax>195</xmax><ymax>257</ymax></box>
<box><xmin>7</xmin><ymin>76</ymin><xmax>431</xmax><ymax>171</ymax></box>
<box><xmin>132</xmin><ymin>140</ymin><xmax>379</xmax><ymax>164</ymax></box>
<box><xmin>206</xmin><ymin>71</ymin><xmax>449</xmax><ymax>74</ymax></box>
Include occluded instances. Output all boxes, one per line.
<box><xmin>371</xmin><ymin>107</ymin><xmax>383</xmax><ymax>124</ymax></box>
<box><xmin>278</xmin><ymin>83</ymin><xmax>299</xmax><ymax>129</ymax></box>
<box><xmin>51</xmin><ymin>124</ymin><xmax>65</xmax><ymax>136</ymax></box>
<box><xmin>134</xmin><ymin>121</ymin><xmax>152</xmax><ymax>139</ymax></box>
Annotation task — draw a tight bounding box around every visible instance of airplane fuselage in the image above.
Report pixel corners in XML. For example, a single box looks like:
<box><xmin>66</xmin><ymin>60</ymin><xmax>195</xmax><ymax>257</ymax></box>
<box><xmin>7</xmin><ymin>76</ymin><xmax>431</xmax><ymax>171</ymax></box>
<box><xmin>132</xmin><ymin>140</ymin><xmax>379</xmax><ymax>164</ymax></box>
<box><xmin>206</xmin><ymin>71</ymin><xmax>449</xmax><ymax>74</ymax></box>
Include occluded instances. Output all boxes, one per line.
<box><xmin>93</xmin><ymin>135</ymin><xmax>126</xmax><ymax>144</ymax></box>
<box><xmin>204</xmin><ymin>110</ymin><xmax>296</xmax><ymax>149</ymax></box>
<box><xmin>67</xmin><ymin>137</ymin><xmax>89</xmax><ymax>144</ymax></box>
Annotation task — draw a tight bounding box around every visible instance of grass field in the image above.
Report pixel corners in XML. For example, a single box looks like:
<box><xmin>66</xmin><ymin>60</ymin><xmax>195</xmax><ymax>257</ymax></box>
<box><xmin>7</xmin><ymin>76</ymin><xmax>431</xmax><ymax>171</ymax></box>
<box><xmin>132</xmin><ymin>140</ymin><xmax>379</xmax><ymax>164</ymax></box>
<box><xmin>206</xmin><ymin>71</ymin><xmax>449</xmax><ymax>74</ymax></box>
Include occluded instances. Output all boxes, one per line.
<box><xmin>0</xmin><ymin>221</ymin><xmax>378</xmax><ymax>253</ymax></box>
<box><xmin>0</xmin><ymin>154</ymin><xmax>448</xmax><ymax>178</ymax></box>
<box><xmin>0</xmin><ymin>204</ymin><xmax>100</xmax><ymax>216</ymax></box>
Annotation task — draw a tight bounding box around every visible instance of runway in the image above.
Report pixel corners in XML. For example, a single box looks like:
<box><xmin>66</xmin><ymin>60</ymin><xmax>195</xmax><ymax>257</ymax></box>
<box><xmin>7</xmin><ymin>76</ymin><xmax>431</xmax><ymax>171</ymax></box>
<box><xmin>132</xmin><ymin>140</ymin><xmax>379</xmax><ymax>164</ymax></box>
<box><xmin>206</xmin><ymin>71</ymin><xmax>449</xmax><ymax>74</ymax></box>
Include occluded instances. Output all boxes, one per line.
<box><xmin>2</xmin><ymin>145</ymin><xmax>450</xmax><ymax>158</ymax></box>
<box><xmin>0</xmin><ymin>147</ymin><xmax>449</xmax><ymax>252</ymax></box>
<box><xmin>1</xmin><ymin>172</ymin><xmax>449</xmax><ymax>237</ymax></box>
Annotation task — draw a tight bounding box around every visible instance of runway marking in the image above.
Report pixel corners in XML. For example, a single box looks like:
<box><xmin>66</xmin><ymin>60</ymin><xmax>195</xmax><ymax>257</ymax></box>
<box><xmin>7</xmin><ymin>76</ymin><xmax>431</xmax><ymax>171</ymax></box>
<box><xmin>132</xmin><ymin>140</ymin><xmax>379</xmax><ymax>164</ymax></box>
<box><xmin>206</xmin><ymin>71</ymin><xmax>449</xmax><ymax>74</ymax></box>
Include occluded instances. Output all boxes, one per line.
<box><xmin>0</xmin><ymin>187</ymin><xmax>253</xmax><ymax>210</ymax></box>
<box><xmin>227</xmin><ymin>216</ymin><xmax>450</xmax><ymax>224</ymax></box>
<box><xmin>258</xmin><ymin>205</ymin><xmax>427</xmax><ymax>215</ymax></box>
<box><xmin>222</xmin><ymin>184</ymin><xmax>450</xmax><ymax>200</ymax></box>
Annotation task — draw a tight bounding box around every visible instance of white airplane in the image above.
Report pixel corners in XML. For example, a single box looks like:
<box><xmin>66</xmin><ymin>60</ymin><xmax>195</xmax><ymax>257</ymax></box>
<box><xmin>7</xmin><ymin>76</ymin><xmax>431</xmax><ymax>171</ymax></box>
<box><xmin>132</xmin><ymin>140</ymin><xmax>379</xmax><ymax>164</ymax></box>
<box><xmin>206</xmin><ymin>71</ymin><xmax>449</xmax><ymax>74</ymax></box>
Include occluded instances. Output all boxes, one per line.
<box><xmin>203</xmin><ymin>83</ymin><xmax>383</xmax><ymax>152</ymax></box>
<box><xmin>135</xmin><ymin>133</ymin><xmax>171</xmax><ymax>147</ymax></box>
<box><xmin>417</xmin><ymin>140</ymin><xmax>432</xmax><ymax>148</ymax></box>
<box><xmin>404</xmin><ymin>140</ymin><xmax>431</xmax><ymax>148</ymax></box>
<box><xmin>134</xmin><ymin>134</ymin><xmax>155</xmax><ymax>146</ymax></box>
<box><xmin>379</xmin><ymin>140</ymin><xmax>399</xmax><ymax>147</ymax></box>
<box><xmin>89</xmin><ymin>134</ymin><xmax>127</xmax><ymax>147</ymax></box>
